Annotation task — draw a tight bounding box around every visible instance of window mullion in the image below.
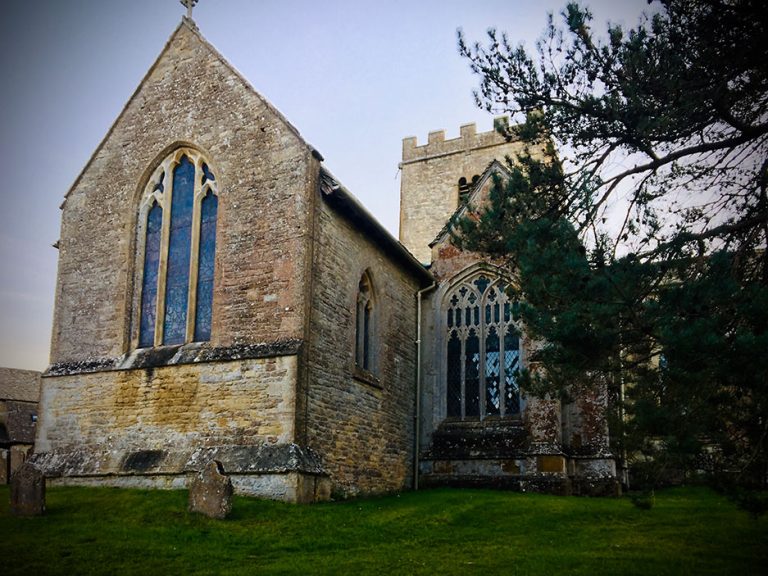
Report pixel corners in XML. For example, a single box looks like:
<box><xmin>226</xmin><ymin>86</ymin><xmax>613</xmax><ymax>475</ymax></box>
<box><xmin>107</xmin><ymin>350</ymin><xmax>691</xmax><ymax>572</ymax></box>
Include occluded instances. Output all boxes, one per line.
<box><xmin>460</xmin><ymin>333</ymin><xmax>466</xmax><ymax>420</ymax></box>
<box><xmin>479</xmin><ymin>308</ymin><xmax>487</xmax><ymax>421</ymax></box>
<box><xmin>499</xmin><ymin>311</ymin><xmax>506</xmax><ymax>418</ymax></box>
<box><xmin>186</xmin><ymin>155</ymin><xmax>203</xmax><ymax>343</ymax></box>
<box><xmin>154</xmin><ymin>158</ymin><xmax>174</xmax><ymax>347</ymax></box>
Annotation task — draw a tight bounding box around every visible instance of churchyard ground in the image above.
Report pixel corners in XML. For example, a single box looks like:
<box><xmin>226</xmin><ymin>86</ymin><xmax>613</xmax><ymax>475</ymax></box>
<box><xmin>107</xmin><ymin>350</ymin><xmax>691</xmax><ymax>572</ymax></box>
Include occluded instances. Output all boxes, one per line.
<box><xmin>1</xmin><ymin>485</ymin><xmax>765</xmax><ymax>575</ymax></box>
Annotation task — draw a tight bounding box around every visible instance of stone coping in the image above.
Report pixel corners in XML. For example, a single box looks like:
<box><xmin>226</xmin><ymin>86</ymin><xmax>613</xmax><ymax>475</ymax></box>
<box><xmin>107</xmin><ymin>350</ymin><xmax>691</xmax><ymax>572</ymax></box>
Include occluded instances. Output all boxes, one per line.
<box><xmin>44</xmin><ymin>339</ymin><xmax>303</xmax><ymax>377</ymax></box>
<box><xmin>30</xmin><ymin>443</ymin><xmax>327</xmax><ymax>478</ymax></box>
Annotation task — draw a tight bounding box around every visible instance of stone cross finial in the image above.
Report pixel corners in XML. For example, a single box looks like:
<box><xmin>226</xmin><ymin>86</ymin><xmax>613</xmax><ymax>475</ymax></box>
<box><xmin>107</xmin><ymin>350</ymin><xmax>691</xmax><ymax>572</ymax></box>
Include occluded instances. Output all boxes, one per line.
<box><xmin>180</xmin><ymin>0</ymin><xmax>198</xmax><ymax>19</ymax></box>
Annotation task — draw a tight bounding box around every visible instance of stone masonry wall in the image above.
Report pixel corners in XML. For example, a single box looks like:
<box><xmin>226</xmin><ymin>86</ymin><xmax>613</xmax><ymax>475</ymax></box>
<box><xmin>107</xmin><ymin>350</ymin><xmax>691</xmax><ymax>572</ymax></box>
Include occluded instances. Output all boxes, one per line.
<box><xmin>305</xmin><ymin>197</ymin><xmax>422</xmax><ymax>496</ymax></box>
<box><xmin>51</xmin><ymin>21</ymin><xmax>315</xmax><ymax>363</ymax></box>
<box><xmin>5</xmin><ymin>401</ymin><xmax>37</xmax><ymax>445</ymax></box>
<box><xmin>399</xmin><ymin>122</ymin><xmax>526</xmax><ymax>264</ymax></box>
<box><xmin>37</xmin><ymin>356</ymin><xmax>297</xmax><ymax>462</ymax></box>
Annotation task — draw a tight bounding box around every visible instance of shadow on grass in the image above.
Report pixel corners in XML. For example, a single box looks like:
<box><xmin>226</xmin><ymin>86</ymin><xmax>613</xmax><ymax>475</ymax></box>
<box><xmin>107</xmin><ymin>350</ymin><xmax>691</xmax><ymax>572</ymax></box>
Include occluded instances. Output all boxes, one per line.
<box><xmin>1</xmin><ymin>485</ymin><xmax>765</xmax><ymax>575</ymax></box>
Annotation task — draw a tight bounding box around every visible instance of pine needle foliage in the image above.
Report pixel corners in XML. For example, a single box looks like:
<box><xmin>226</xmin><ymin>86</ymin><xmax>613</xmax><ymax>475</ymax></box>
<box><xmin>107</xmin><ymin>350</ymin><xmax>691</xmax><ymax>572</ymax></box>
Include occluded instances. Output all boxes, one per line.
<box><xmin>455</xmin><ymin>0</ymin><xmax>768</xmax><ymax>487</ymax></box>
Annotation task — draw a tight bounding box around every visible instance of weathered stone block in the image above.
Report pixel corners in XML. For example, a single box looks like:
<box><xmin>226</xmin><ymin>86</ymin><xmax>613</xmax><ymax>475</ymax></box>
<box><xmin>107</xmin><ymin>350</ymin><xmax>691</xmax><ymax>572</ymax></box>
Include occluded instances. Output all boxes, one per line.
<box><xmin>9</xmin><ymin>444</ymin><xmax>32</xmax><ymax>478</ymax></box>
<box><xmin>537</xmin><ymin>455</ymin><xmax>566</xmax><ymax>473</ymax></box>
<box><xmin>10</xmin><ymin>461</ymin><xmax>45</xmax><ymax>517</ymax></box>
<box><xmin>188</xmin><ymin>460</ymin><xmax>233</xmax><ymax>519</ymax></box>
<box><xmin>0</xmin><ymin>448</ymin><xmax>8</xmax><ymax>484</ymax></box>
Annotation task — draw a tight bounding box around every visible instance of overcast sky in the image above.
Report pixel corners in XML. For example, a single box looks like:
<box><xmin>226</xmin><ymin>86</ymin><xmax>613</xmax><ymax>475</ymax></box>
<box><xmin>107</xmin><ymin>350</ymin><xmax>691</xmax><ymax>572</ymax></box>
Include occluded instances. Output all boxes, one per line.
<box><xmin>0</xmin><ymin>0</ymin><xmax>649</xmax><ymax>371</ymax></box>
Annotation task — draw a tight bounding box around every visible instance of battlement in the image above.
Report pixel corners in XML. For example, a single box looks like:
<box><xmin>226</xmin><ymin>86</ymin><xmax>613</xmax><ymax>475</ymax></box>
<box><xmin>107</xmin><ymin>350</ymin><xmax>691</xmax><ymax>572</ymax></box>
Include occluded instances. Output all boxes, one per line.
<box><xmin>401</xmin><ymin>117</ymin><xmax>513</xmax><ymax>164</ymax></box>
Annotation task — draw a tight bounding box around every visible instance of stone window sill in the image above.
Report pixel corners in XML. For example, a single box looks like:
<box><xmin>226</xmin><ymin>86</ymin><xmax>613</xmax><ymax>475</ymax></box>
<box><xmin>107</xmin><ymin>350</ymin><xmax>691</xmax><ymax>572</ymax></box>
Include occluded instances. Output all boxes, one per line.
<box><xmin>352</xmin><ymin>365</ymin><xmax>381</xmax><ymax>389</ymax></box>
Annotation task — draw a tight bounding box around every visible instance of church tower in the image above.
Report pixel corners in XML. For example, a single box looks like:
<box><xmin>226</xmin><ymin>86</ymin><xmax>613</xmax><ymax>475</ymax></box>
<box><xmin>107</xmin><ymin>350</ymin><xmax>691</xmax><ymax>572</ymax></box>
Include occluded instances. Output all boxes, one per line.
<box><xmin>404</xmin><ymin>121</ymin><xmax>619</xmax><ymax>496</ymax></box>
<box><xmin>398</xmin><ymin>119</ymin><xmax>525</xmax><ymax>264</ymax></box>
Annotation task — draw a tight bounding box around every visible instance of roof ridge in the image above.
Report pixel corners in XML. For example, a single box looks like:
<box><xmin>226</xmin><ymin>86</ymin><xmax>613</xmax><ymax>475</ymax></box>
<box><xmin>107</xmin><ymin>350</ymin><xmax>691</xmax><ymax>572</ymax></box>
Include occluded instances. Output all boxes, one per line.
<box><xmin>61</xmin><ymin>18</ymin><xmax>320</xmax><ymax>208</ymax></box>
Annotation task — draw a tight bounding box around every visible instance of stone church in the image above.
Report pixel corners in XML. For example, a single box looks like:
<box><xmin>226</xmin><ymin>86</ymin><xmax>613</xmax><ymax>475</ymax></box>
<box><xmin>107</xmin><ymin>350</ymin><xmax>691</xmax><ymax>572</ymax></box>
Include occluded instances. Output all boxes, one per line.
<box><xmin>32</xmin><ymin>16</ymin><xmax>617</xmax><ymax>502</ymax></box>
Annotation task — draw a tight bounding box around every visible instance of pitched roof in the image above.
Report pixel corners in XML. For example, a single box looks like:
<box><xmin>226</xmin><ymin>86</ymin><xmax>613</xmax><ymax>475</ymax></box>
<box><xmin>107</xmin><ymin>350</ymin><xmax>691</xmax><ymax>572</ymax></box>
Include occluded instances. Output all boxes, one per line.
<box><xmin>319</xmin><ymin>168</ymin><xmax>433</xmax><ymax>284</ymax></box>
<box><xmin>0</xmin><ymin>368</ymin><xmax>41</xmax><ymax>402</ymax></box>
<box><xmin>61</xmin><ymin>17</ymin><xmax>321</xmax><ymax>207</ymax></box>
<box><xmin>430</xmin><ymin>159</ymin><xmax>512</xmax><ymax>247</ymax></box>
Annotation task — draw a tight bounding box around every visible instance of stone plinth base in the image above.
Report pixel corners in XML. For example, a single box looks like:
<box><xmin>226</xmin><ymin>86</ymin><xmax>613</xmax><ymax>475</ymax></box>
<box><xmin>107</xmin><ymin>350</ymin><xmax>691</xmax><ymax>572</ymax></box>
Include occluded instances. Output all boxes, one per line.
<box><xmin>29</xmin><ymin>443</ymin><xmax>332</xmax><ymax>503</ymax></box>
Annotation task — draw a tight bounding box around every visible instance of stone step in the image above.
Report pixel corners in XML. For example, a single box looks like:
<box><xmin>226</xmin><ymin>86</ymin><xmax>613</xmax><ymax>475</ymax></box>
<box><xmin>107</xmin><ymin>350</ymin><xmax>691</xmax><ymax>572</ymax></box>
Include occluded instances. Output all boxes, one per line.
<box><xmin>419</xmin><ymin>472</ymin><xmax>570</xmax><ymax>495</ymax></box>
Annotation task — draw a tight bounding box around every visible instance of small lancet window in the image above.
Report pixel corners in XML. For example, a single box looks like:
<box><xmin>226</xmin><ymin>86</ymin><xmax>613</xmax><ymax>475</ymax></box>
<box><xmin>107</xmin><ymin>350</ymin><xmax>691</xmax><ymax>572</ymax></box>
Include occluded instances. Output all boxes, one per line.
<box><xmin>355</xmin><ymin>271</ymin><xmax>375</xmax><ymax>373</ymax></box>
<box><xmin>135</xmin><ymin>148</ymin><xmax>219</xmax><ymax>348</ymax></box>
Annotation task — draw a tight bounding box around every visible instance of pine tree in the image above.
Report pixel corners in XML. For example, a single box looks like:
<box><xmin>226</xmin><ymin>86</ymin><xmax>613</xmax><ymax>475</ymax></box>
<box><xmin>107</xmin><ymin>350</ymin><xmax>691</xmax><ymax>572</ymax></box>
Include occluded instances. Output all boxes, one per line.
<box><xmin>455</xmin><ymin>0</ymin><xmax>768</xmax><ymax>487</ymax></box>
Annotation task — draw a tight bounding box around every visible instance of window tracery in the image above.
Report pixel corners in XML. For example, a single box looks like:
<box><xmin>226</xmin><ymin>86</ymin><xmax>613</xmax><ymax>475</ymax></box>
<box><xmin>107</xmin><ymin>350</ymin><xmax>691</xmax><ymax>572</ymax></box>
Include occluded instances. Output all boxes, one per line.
<box><xmin>136</xmin><ymin>147</ymin><xmax>219</xmax><ymax>348</ymax></box>
<box><xmin>444</xmin><ymin>273</ymin><xmax>522</xmax><ymax>419</ymax></box>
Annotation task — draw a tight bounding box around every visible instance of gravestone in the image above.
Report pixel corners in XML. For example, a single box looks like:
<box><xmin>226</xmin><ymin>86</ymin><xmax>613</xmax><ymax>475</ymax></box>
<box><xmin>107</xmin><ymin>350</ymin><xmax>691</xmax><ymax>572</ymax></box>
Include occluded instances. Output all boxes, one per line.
<box><xmin>188</xmin><ymin>460</ymin><xmax>233</xmax><ymax>519</ymax></box>
<box><xmin>10</xmin><ymin>461</ymin><xmax>45</xmax><ymax>517</ymax></box>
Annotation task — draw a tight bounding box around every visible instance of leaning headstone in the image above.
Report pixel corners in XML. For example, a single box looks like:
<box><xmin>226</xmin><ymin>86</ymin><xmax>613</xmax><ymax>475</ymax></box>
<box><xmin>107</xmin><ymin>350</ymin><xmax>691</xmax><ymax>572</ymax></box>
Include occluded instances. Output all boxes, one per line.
<box><xmin>10</xmin><ymin>461</ymin><xmax>45</xmax><ymax>517</ymax></box>
<box><xmin>188</xmin><ymin>460</ymin><xmax>233</xmax><ymax>519</ymax></box>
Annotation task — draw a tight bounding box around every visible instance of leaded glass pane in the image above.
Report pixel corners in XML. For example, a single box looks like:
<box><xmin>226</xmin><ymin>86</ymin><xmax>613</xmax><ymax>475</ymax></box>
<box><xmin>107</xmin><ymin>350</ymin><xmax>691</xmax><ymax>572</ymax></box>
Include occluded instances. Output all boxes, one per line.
<box><xmin>363</xmin><ymin>303</ymin><xmax>371</xmax><ymax>370</ymax></box>
<box><xmin>139</xmin><ymin>203</ymin><xmax>162</xmax><ymax>347</ymax></box>
<box><xmin>355</xmin><ymin>273</ymin><xmax>374</xmax><ymax>372</ymax></box>
<box><xmin>465</xmin><ymin>330</ymin><xmax>480</xmax><ymax>417</ymax></box>
<box><xmin>504</xmin><ymin>325</ymin><xmax>521</xmax><ymax>414</ymax></box>
<box><xmin>447</xmin><ymin>331</ymin><xmax>462</xmax><ymax>418</ymax></box>
<box><xmin>485</xmin><ymin>327</ymin><xmax>501</xmax><ymax>416</ymax></box>
<box><xmin>163</xmin><ymin>155</ymin><xmax>195</xmax><ymax>345</ymax></box>
<box><xmin>194</xmin><ymin>191</ymin><xmax>217</xmax><ymax>341</ymax></box>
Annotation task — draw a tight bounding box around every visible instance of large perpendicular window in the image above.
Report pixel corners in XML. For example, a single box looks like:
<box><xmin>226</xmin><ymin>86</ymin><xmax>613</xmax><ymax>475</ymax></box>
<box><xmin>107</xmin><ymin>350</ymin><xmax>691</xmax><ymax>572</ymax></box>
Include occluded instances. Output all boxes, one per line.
<box><xmin>445</xmin><ymin>273</ymin><xmax>522</xmax><ymax>419</ymax></box>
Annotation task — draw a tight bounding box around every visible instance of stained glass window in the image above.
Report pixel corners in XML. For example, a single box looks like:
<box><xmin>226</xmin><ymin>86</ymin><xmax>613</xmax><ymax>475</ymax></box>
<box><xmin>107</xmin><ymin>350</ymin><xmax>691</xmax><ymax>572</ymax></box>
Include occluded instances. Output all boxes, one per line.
<box><xmin>194</xmin><ymin>191</ymin><xmax>217</xmax><ymax>341</ymax></box>
<box><xmin>139</xmin><ymin>203</ymin><xmax>162</xmax><ymax>347</ymax></box>
<box><xmin>163</xmin><ymin>155</ymin><xmax>195</xmax><ymax>345</ymax></box>
<box><xmin>444</xmin><ymin>273</ymin><xmax>522</xmax><ymax>419</ymax></box>
<box><xmin>136</xmin><ymin>148</ymin><xmax>218</xmax><ymax>348</ymax></box>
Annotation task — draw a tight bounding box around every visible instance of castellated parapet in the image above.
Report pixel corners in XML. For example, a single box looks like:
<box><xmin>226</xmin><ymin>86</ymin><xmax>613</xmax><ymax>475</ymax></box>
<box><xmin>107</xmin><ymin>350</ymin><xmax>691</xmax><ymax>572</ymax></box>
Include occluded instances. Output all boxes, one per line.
<box><xmin>399</xmin><ymin>118</ymin><xmax>526</xmax><ymax>264</ymax></box>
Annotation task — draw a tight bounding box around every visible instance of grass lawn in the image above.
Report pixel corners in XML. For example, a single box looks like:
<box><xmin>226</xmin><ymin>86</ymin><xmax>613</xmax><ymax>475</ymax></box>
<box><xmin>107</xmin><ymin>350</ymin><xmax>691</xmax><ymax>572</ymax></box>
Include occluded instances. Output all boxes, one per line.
<box><xmin>1</xmin><ymin>485</ymin><xmax>765</xmax><ymax>575</ymax></box>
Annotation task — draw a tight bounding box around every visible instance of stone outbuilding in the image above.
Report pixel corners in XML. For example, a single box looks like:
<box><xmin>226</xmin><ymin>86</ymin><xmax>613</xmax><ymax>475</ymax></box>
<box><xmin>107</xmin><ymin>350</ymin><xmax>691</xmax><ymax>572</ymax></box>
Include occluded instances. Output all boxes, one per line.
<box><xmin>0</xmin><ymin>368</ymin><xmax>41</xmax><ymax>484</ymax></box>
<box><xmin>33</xmin><ymin>15</ymin><xmax>617</xmax><ymax>501</ymax></box>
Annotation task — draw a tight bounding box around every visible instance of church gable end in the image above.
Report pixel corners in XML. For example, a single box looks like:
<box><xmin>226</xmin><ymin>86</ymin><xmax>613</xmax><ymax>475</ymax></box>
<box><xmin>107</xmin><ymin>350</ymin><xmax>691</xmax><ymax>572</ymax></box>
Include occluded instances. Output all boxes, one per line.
<box><xmin>51</xmin><ymin>20</ymin><xmax>316</xmax><ymax>364</ymax></box>
<box><xmin>37</xmin><ymin>19</ymin><xmax>331</xmax><ymax>502</ymax></box>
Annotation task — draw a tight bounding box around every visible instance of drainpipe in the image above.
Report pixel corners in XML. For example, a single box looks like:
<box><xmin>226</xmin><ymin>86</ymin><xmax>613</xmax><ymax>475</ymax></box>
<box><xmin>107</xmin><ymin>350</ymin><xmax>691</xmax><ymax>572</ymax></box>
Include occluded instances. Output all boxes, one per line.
<box><xmin>414</xmin><ymin>281</ymin><xmax>437</xmax><ymax>491</ymax></box>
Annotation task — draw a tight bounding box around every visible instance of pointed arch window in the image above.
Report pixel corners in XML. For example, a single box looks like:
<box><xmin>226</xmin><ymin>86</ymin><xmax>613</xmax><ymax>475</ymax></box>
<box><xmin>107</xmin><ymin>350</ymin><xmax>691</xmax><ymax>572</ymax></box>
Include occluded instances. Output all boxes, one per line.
<box><xmin>136</xmin><ymin>147</ymin><xmax>219</xmax><ymax>348</ymax></box>
<box><xmin>445</xmin><ymin>274</ymin><xmax>522</xmax><ymax>419</ymax></box>
<box><xmin>355</xmin><ymin>271</ymin><xmax>375</xmax><ymax>373</ymax></box>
